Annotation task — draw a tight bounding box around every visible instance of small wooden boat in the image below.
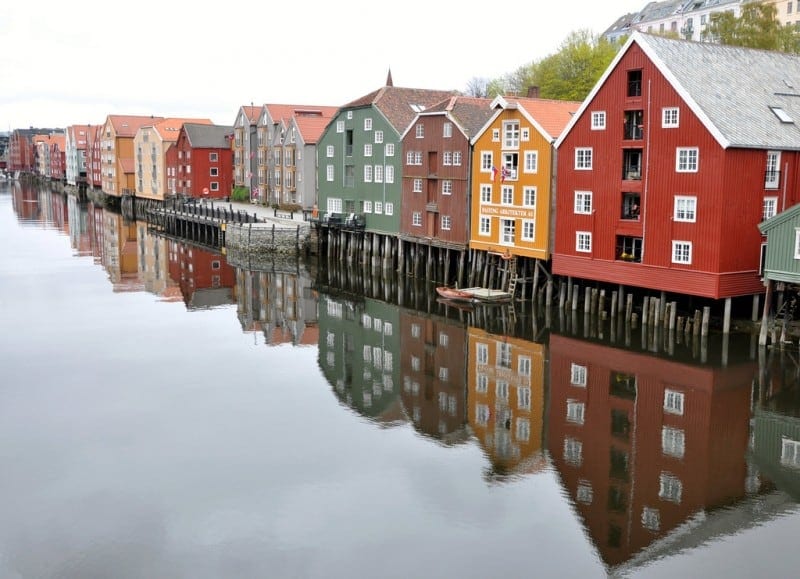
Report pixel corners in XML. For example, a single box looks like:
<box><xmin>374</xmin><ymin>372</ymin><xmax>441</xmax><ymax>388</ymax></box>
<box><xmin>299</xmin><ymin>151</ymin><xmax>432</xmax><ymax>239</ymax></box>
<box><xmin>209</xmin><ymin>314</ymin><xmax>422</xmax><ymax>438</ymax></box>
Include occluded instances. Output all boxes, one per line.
<box><xmin>436</xmin><ymin>286</ymin><xmax>476</xmax><ymax>302</ymax></box>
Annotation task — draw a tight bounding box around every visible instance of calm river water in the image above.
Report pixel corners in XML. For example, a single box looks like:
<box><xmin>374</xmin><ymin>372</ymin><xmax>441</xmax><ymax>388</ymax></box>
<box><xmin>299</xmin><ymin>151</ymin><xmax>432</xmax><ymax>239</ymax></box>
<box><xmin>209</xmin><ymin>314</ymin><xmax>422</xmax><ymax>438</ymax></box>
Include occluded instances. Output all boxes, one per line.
<box><xmin>3</xmin><ymin>179</ymin><xmax>800</xmax><ymax>579</ymax></box>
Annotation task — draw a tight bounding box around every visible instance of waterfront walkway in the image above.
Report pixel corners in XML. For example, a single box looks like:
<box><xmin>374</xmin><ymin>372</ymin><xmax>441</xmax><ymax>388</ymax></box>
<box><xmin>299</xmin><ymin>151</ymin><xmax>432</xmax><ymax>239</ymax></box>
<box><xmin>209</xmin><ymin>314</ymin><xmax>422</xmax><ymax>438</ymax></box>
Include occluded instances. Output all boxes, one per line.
<box><xmin>215</xmin><ymin>200</ymin><xmax>311</xmax><ymax>227</ymax></box>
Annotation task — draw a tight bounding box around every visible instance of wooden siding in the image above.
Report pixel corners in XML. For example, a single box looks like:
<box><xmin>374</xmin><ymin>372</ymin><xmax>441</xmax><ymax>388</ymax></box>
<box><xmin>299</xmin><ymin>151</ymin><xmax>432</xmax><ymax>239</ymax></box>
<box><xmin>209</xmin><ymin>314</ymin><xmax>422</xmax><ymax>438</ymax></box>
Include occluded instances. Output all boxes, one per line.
<box><xmin>467</xmin><ymin>328</ymin><xmax>546</xmax><ymax>477</ymax></box>
<box><xmin>553</xmin><ymin>42</ymin><xmax>796</xmax><ymax>299</ymax></box>
<box><xmin>761</xmin><ymin>204</ymin><xmax>800</xmax><ymax>283</ymax></box>
<box><xmin>548</xmin><ymin>334</ymin><xmax>754</xmax><ymax>567</ymax></box>
<box><xmin>400</xmin><ymin>114</ymin><xmax>470</xmax><ymax>245</ymax></box>
<box><xmin>469</xmin><ymin>110</ymin><xmax>555</xmax><ymax>260</ymax></box>
<box><xmin>317</xmin><ymin>107</ymin><xmax>402</xmax><ymax>235</ymax></box>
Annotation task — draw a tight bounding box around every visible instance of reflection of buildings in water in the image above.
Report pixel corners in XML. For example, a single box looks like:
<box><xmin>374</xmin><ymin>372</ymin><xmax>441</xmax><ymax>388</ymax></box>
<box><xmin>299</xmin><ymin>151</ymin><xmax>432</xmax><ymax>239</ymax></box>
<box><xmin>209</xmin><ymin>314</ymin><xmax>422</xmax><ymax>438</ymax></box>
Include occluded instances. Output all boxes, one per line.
<box><xmin>548</xmin><ymin>333</ymin><xmax>765</xmax><ymax>572</ymax></box>
<box><xmin>133</xmin><ymin>222</ymin><xmax>182</xmax><ymax>301</ymax></box>
<box><xmin>235</xmin><ymin>262</ymin><xmax>317</xmax><ymax>346</ymax></box>
<box><xmin>399</xmin><ymin>309</ymin><xmax>470</xmax><ymax>445</ymax></box>
<box><xmin>751</xmin><ymin>350</ymin><xmax>800</xmax><ymax>501</ymax></box>
<box><xmin>167</xmin><ymin>240</ymin><xmax>236</xmax><ymax>309</ymax></box>
<box><xmin>67</xmin><ymin>195</ymin><xmax>92</xmax><ymax>257</ymax></box>
<box><xmin>468</xmin><ymin>328</ymin><xmax>547</xmax><ymax>481</ymax></box>
<box><xmin>101</xmin><ymin>209</ymin><xmax>141</xmax><ymax>291</ymax></box>
<box><xmin>317</xmin><ymin>294</ymin><xmax>404</xmax><ymax>424</ymax></box>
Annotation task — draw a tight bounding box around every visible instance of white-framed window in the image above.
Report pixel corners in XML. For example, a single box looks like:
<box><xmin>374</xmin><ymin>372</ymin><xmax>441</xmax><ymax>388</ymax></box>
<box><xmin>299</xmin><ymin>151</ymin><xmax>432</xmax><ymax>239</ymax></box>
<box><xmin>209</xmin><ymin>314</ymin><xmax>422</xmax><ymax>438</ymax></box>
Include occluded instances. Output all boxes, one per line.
<box><xmin>492</xmin><ymin>128</ymin><xmax>500</xmax><ymax>141</ymax></box>
<box><xmin>676</xmin><ymin>147</ymin><xmax>698</xmax><ymax>172</ymax></box>
<box><xmin>413</xmin><ymin>151</ymin><xmax>422</xmax><ymax>165</ymax></box>
<box><xmin>385</xmin><ymin>202</ymin><xmax>393</xmax><ymax>215</ymax></box>
<box><xmin>479</xmin><ymin>217</ymin><xmax>491</xmax><ymax>236</ymax></box>
<box><xmin>781</xmin><ymin>437</ymin><xmax>800</xmax><ymax>468</ymax></box>
<box><xmin>496</xmin><ymin>381</ymin><xmax>509</xmax><ymax>400</ymax></box>
<box><xmin>326</xmin><ymin>145</ymin><xmax>334</xmax><ymax>158</ymax></box>
<box><xmin>406</xmin><ymin>151</ymin><xmax>414</xmax><ymax>165</ymax></box>
<box><xmin>364</xmin><ymin>118</ymin><xmax>372</xmax><ymax>131</ymax></box>
<box><xmin>521</xmin><ymin>128</ymin><xmax>530</xmax><ymax>141</ymax></box>
<box><xmin>476</xmin><ymin>342</ymin><xmax>489</xmax><ymax>365</ymax></box>
<box><xmin>374</xmin><ymin>130</ymin><xmax>384</xmax><ymax>143</ymax></box>
<box><xmin>336</xmin><ymin>120</ymin><xmax>344</xmax><ymax>133</ymax></box>
<box><xmin>642</xmin><ymin>507</ymin><xmax>661</xmax><ymax>532</ymax></box>
<box><xmin>664</xmin><ymin>389</ymin><xmax>685</xmax><ymax>415</ymax></box>
<box><xmin>441</xmin><ymin>215</ymin><xmax>451</xmax><ymax>230</ymax></box>
<box><xmin>386</xmin><ymin>166</ymin><xmax>394</xmax><ymax>183</ymax></box>
<box><xmin>524</xmin><ymin>151</ymin><xmax>538</xmax><ymax>173</ymax></box>
<box><xmin>570</xmin><ymin>363</ymin><xmax>587</xmax><ymax>386</ymax></box>
<box><xmin>480</xmin><ymin>185</ymin><xmax>492</xmax><ymax>204</ymax></box>
<box><xmin>794</xmin><ymin>229</ymin><xmax>800</xmax><ymax>259</ymax></box>
<box><xmin>662</xmin><ymin>107</ymin><xmax>679</xmax><ymax>128</ymax></box>
<box><xmin>411</xmin><ymin>323</ymin><xmax>421</xmax><ymax>338</ymax></box>
<box><xmin>364</xmin><ymin>143</ymin><xmax>373</xmax><ymax>157</ymax></box>
<box><xmin>659</xmin><ymin>472</ymin><xmax>682</xmax><ymax>503</ymax></box>
<box><xmin>375</xmin><ymin>201</ymin><xmax>383</xmax><ymax>214</ymax></box>
<box><xmin>523</xmin><ymin>187</ymin><xmax>536</xmax><ymax>207</ymax></box>
<box><xmin>385</xmin><ymin>143</ymin><xmax>395</xmax><ymax>156</ymax></box>
<box><xmin>210</xmin><ymin>167</ymin><xmax>218</xmax><ymax>176</ymax></box>
<box><xmin>443</xmin><ymin>122</ymin><xmax>453</xmax><ymax>138</ymax></box>
<box><xmin>522</xmin><ymin>220</ymin><xmax>535</xmax><ymax>241</ymax></box>
<box><xmin>326</xmin><ymin>164</ymin><xmax>334</xmax><ymax>181</ymax></box>
<box><xmin>363</xmin><ymin>165</ymin><xmax>373</xmax><ymax>182</ymax></box>
<box><xmin>453</xmin><ymin>151</ymin><xmax>462</xmax><ymax>166</ymax></box>
<box><xmin>481</xmin><ymin>151</ymin><xmax>493</xmax><ymax>172</ymax></box>
<box><xmin>412</xmin><ymin>211</ymin><xmax>422</xmax><ymax>226</ymax></box>
<box><xmin>567</xmin><ymin>400</ymin><xmax>586</xmax><ymax>425</ymax></box>
<box><xmin>501</xmin><ymin>185</ymin><xmax>513</xmax><ymax>205</ymax></box>
<box><xmin>415</xmin><ymin>124</ymin><xmax>424</xmax><ymax>138</ymax></box>
<box><xmin>576</xmin><ymin>482</ymin><xmax>593</xmax><ymax>504</ymax></box>
<box><xmin>442</xmin><ymin>180</ymin><xmax>452</xmax><ymax>195</ymax></box>
<box><xmin>503</xmin><ymin>121</ymin><xmax>520</xmax><ymax>148</ymax></box>
<box><xmin>476</xmin><ymin>374</ymin><xmax>488</xmax><ymax>393</ymax></box>
<box><xmin>574</xmin><ymin>190</ymin><xmax>592</xmax><ymax>214</ymax></box>
<box><xmin>413</xmin><ymin>178</ymin><xmax>423</xmax><ymax>193</ymax></box>
<box><xmin>363</xmin><ymin>200</ymin><xmax>372</xmax><ymax>213</ymax></box>
<box><xmin>438</xmin><ymin>331</ymin><xmax>449</xmax><ymax>347</ymax></box>
<box><xmin>763</xmin><ymin>196</ymin><xmax>778</xmax><ymax>221</ymax></box>
<box><xmin>674</xmin><ymin>196</ymin><xmax>697</xmax><ymax>222</ymax></box>
<box><xmin>591</xmin><ymin>111</ymin><xmax>606</xmax><ymax>130</ymax></box>
<box><xmin>516</xmin><ymin>418</ymin><xmax>530</xmax><ymax>442</ymax></box>
<box><xmin>564</xmin><ymin>437</ymin><xmax>583</xmax><ymax>466</ymax></box>
<box><xmin>443</xmin><ymin>151</ymin><xmax>452</xmax><ymax>166</ymax></box>
<box><xmin>576</xmin><ymin>232</ymin><xmax>592</xmax><ymax>253</ymax></box>
<box><xmin>672</xmin><ymin>241</ymin><xmax>692</xmax><ymax>264</ymax></box>
<box><xmin>209</xmin><ymin>152</ymin><xmax>218</xmax><ymax>162</ymax></box>
<box><xmin>662</xmin><ymin>426</ymin><xmax>685</xmax><ymax>458</ymax></box>
<box><xmin>766</xmin><ymin>150</ymin><xmax>781</xmax><ymax>189</ymax></box>
<box><xmin>575</xmin><ymin>148</ymin><xmax>592</xmax><ymax>169</ymax></box>
<box><xmin>374</xmin><ymin>165</ymin><xmax>383</xmax><ymax>183</ymax></box>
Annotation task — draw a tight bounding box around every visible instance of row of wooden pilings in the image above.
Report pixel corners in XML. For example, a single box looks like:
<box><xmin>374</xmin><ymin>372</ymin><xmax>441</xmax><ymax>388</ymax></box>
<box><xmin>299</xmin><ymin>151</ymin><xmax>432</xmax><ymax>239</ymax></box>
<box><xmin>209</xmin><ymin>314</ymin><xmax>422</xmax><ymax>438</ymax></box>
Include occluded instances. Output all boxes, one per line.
<box><xmin>319</xmin><ymin>225</ymin><xmax>727</xmax><ymax>336</ymax></box>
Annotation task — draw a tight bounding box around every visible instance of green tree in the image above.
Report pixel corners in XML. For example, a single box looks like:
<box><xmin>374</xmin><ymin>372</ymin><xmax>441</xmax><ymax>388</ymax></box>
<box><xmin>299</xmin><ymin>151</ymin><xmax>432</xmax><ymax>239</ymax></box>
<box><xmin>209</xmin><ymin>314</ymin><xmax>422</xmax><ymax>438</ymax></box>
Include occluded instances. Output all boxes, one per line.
<box><xmin>479</xmin><ymin>30</ymin><xmax>624</xmax><ymax>101</ymax></box>
<box><xmin>703</xmin><ymin>3</ymin><xmax>800</xmax><ymax>53</ymax></box>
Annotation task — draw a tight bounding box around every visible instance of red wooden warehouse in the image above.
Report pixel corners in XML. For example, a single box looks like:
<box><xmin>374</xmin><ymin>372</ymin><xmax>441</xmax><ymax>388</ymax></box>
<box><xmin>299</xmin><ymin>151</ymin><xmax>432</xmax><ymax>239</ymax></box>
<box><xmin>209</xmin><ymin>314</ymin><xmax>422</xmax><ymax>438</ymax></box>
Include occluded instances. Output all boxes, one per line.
<box><xmin>553</xmin><ymin>32</ymin><xmax>800</xmax><ymax>323</ymax></box>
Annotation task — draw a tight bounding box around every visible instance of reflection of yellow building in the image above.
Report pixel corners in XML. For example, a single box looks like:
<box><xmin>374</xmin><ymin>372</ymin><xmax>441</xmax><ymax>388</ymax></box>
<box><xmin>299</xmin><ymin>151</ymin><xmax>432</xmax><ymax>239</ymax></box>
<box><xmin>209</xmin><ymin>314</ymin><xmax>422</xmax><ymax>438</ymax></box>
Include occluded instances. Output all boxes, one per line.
<box><xmin>469</xmin><ymin>96</ymin><xmax>579</xmax><ymax>261</ymax></box>
<box><xmin>467</xmin><ymin>327</ymin><xmax>546</xmax><ymax>479</ymax></box>
<box><xmin>136</xmin><ymin>221</ymin><xmax>182</xmax><ymax>301</ymax></box>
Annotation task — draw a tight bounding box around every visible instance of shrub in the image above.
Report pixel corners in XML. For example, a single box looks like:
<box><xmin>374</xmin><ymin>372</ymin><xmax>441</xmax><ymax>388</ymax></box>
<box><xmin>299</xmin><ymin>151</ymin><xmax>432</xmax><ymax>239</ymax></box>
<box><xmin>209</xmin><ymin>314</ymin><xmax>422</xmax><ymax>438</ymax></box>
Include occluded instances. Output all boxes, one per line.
<box><xmin>230</xmin><ymin>186</ymin><xmax>250</xmax><ymax>202</ymax></box>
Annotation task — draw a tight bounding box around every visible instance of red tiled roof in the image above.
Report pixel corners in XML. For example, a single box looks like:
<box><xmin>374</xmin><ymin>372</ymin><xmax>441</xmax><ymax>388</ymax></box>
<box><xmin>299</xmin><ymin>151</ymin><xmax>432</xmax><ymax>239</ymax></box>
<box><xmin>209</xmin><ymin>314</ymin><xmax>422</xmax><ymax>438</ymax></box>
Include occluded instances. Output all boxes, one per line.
<box><xmin>504</xmin><ymin>96</ymin><xmax>581</xmax><ymax>141</ymax></box>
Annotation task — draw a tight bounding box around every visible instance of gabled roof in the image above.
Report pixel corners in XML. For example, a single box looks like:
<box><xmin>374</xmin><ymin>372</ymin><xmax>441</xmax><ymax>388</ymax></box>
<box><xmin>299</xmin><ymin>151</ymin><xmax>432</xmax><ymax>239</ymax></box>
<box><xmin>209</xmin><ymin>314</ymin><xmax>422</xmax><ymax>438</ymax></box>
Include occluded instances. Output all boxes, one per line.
<box><xmin>413</xmin><ymin>96</ymin><xmax>494</xmax><ymax>140</ymax></box>
<box><xmin>106</xmin><ymin>115</ymin><xmax>164</xmax><ymax>138</ymax></box>
<box><xmin>758</xmin><ymin>202</ymin><xmax>800</xmax><ymax>234</ymax></box>
<box><xmin>343</xmin><ymin>86</ymin><xmax>458</xmax><ymax>135</ymax></box>
<box><xmin>183</xmin><ymin>123</ymin><xmax>235</xmax><ymax>149</ymax></box>
<box><xmin>557</xmin><ymin>32</ymin><xmax>800</xmax><ymax>150</ymax></box>
<box><xmin>237</xmin><ymin>106</ymin><xmax>261</xmax><ymax>125</ymax></box>
<box><xmin>263</xmin><ymin>104</ymin><xmax>340</xmax><ymax>145</ymax></box>
<box><xmin>473</xmin><ymin>95</ymin><xmax>581</xmax><ymax>145</ymax></box>
<box><xmin>153</xmin><ymin>118</ymin><xmax>212</xmax><ymax>142</ymax></box>
<box><xmin>292</xmin><ymin>113</ymin><xmax>336</xmax><ymax>145</ymax></box>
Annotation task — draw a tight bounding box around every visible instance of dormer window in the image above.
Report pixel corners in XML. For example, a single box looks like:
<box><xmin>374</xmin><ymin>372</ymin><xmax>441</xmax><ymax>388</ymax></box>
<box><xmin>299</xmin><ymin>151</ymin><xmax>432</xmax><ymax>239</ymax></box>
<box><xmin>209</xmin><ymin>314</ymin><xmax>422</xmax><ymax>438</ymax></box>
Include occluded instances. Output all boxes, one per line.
<box><xmin>771</xmin><ymin>106</ymin><xmax>794</xmax><ymax>123</ymax></box>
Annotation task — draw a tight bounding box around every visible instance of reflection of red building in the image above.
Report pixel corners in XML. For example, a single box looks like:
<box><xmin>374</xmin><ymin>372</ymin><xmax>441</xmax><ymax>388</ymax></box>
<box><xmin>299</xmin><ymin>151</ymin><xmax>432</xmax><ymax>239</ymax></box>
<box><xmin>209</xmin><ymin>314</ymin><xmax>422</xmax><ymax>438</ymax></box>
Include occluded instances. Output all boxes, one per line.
<box><xmin>467</xmin><ymin>328</ymin><xmax>547</xmax><ymax>480</ymax></box>
<box><xmin>548</xmin><ymin>334</ymin><xmax>756</xmax><ymax>569</ymax></box>
<box><xmin>167</xmin><ymin>241</ymin><xmax>236</xmax><ymax>308</ymax></box>
<box><xmin>399</xmin><ymin>311</ymin><xmax>469</xmax><ymax>444</ymax></box>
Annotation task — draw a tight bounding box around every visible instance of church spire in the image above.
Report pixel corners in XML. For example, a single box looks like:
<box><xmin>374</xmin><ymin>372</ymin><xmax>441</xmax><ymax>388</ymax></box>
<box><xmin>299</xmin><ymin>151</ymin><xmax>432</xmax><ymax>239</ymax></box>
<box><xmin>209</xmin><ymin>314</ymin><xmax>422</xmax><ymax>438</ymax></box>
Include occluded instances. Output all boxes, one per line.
<box><xmin>386</xmin><ymin>68</ymin><xmax>393</xmax><ymax>87</ymax></box>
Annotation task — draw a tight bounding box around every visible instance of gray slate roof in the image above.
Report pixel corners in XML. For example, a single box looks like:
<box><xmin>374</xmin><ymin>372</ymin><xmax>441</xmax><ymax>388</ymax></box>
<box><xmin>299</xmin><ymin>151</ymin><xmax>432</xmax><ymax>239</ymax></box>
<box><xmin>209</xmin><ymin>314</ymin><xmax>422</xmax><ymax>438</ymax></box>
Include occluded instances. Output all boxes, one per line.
<box><xmin>636</xmin><ymin>33</ymin><xmax>800</xmax><ymax>150</ymax></box>
<box><xmin>184</xmin><ymin>123</ymin><xmax>234</xmax><ymax>148</ymax></box>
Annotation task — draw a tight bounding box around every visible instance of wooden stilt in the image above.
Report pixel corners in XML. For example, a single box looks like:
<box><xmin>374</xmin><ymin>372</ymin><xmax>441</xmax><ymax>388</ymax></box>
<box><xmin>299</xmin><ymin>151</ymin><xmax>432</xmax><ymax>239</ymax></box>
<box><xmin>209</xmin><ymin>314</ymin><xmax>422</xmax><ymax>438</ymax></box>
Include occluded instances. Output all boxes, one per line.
<box><xmin>760</xmin><ymin>281</ymin><xmax>773</xmax><ymax>347</ymax></box>
<box><xmin>723</xmin><ymin>297</ymin><xmax>732</xmax><ymax>334</ymax></box>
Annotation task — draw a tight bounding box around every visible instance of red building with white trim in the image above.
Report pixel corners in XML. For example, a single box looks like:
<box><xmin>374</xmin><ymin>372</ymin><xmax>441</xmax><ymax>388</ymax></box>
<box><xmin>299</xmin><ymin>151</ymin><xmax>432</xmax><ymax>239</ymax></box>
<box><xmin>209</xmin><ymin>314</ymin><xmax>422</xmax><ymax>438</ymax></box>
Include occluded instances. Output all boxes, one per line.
<box><xmin>554</xmin><ymin>32</ymin><xmax>800</xmax><ymax>315</ymax></box>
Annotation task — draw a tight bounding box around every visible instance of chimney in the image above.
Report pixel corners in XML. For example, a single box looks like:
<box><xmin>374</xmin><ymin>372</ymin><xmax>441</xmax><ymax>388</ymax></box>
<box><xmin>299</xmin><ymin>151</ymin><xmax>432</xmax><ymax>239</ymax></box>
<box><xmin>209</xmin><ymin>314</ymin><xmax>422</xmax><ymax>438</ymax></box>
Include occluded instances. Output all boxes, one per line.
<box><xmin>527</xmin><ymin>86</ymin><xmax>540</xmax><ymax>98</ymax></box>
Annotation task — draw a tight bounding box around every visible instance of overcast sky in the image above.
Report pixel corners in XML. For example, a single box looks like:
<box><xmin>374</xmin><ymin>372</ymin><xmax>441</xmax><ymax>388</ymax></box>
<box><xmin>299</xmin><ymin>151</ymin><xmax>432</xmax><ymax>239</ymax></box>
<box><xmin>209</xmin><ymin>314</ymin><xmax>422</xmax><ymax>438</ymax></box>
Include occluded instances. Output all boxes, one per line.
<box><xmin>0</xmin><ymin>0</ymin><xmax>646</xmax><ymax>131</ymax></box>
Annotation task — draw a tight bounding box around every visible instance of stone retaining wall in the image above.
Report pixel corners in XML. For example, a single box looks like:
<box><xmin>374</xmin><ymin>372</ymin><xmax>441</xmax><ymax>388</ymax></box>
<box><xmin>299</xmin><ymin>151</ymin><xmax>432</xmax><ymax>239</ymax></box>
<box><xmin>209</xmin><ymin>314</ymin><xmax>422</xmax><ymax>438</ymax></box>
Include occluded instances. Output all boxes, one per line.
<box><xmin>226</xmin><ymin>222</ymin><xmax>311</xmax><ymax>255</ymax></box>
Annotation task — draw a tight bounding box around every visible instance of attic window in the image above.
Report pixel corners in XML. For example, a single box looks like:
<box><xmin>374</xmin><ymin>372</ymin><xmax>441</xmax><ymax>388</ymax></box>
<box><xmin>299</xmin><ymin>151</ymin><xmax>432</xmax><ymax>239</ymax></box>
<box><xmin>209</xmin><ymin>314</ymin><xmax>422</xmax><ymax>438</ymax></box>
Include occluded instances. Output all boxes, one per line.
<box><xmin>771</xmin><ymin>107</ymin><xmax>794</xmax><ymax>123</ymax></box>
<box><xmin>410</xmin><ymin>104</ymin><xmax>426</xmax><ymax>113</ymax></box>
